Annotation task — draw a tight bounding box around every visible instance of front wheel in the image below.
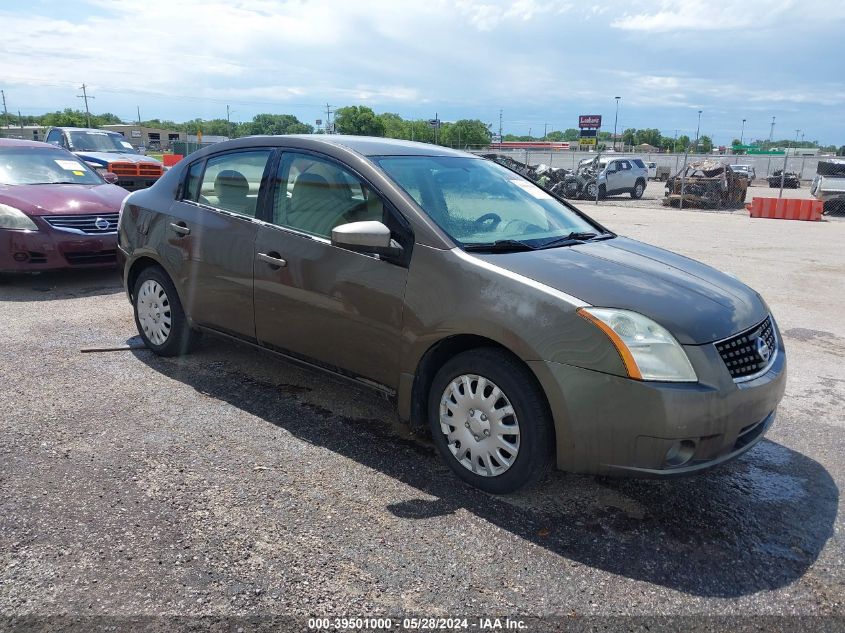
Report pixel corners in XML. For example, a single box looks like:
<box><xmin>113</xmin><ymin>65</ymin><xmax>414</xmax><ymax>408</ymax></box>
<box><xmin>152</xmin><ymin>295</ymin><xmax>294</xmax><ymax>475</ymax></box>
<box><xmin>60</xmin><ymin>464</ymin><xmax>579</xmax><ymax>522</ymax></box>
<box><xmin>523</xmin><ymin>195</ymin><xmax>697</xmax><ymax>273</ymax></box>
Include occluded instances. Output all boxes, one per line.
<box><xmin>631</xmin><ymin>180</ymin><xmax>645</xmax><ymax>199</ymax></box>
<box><xmin>133</xmin><ymin>265</ymin><xmax>200</xmax><ymax>356</ymax></box>
<box><xmin>428</xmin><ymin>349</ymin><xmax>554</xmax><ymax>494</ymax></box>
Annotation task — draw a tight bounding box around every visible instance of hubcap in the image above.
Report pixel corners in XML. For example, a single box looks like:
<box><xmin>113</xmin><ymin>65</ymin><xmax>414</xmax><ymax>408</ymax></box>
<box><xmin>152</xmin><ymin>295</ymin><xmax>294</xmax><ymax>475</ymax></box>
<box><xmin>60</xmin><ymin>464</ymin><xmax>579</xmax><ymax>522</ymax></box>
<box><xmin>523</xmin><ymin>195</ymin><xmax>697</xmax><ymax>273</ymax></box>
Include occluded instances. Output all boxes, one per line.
<box><xmin>137</xmin><ymin>279</ymin><xmax>172</xmax><ymax>345</ymax></box>
<box><xmin>439</xmin><ymin>374</ymin><xmax>520</xmax><ymax>477</ymax></box>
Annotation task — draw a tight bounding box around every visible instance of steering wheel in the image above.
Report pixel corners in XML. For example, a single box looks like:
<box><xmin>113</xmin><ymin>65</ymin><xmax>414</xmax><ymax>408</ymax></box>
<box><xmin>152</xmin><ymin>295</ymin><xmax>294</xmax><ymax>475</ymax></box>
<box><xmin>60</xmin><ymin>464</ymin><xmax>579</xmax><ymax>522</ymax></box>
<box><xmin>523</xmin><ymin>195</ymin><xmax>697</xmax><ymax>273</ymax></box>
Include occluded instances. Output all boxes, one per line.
<box><xmin>474</xmin><ymin>212</ymin><xmax>502</xmax><ymax>231</ymax></box>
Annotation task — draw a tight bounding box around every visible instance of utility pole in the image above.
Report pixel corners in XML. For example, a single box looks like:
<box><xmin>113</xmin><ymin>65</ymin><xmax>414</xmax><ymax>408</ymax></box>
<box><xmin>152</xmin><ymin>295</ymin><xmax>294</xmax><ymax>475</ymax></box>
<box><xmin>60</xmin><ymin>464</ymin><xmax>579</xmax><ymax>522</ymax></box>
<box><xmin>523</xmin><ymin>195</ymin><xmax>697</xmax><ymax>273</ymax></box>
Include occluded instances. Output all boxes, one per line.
<box><xmin>694</xmin><ymin>109</ymin><xmax>702</xmax><ymax>154</ymax></box>
<box><xmin>1</xmin><ymin>90</ymin><xmax>8</xmax><ymax>129</ymax></box>
<box><xmin>18</xmin><ymin>110</ymin><xmax>23</xmax><ymax>131</ymax></box>
<box><xmin>769</xmin><ymin>116</ymin><xmax>775</xmax><ymax>145</ymax></box>
<box><xmin>498</xmin><ymin>109</ymin><xmax>503</xmax><ymax>146</ymax></box>
<box><xmin>543</xmin><ymin>123</ymin><xmax>548</xmax><ymax>142</ymax></box>
<box><xmin>325</xmin><ymin>104</ymin><xmax>334</xmax><ymax>134</ymax></box>
<box><xmin>137</xmin><ymin>106</ymin><xmax>142</xmax><ymax>127</ymax></box>
<box><xmin>226</xmin><ymin>105</ymin><xmax>233</xmax><ymax>138</ymax></box>
<box><xmin>77</xmin><ymin>84</ymin><xmax>94</xmax><ymax>127</ymax></box>
<box><xmin>612</xmin><ymin>96</ymin><xmax>620</xmax><ymax>151</ymax></box>
<box><xmin>739</xmin><ymin>118</ymin><xmax>746</xmax><ymax>146</ymax></box>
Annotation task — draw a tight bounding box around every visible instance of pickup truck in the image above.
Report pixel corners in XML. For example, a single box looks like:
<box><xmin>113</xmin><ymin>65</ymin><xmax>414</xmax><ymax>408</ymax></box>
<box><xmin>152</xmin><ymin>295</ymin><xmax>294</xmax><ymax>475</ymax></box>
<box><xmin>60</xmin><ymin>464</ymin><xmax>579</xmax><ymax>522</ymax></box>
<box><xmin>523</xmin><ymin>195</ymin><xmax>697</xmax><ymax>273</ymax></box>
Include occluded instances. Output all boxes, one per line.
<box><xmin>811</xmin><ymin>159</ymin><xmax>845</xmax><ymax>214</ymax></box>
<box><xmin>45</xmin><ymin>127</ymin><xmax>164</xmax><ymax>191</ymax></box>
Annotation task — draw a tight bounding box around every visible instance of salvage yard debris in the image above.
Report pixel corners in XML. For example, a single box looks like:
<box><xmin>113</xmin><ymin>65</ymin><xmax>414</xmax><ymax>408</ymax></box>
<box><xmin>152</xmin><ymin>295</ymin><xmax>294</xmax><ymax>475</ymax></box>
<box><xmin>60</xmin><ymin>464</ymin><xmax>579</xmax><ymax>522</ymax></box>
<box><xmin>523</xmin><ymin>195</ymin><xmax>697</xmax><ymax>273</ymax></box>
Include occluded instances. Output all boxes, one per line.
<box><xmin>663</xmin><ymin>160</ymin><xmax>749</xmax><ymax>209</ymax></box>
<box><xmin>767</xmin><ymin>170</ymin><xmax>801</xmax><ymax>188</ymax></box>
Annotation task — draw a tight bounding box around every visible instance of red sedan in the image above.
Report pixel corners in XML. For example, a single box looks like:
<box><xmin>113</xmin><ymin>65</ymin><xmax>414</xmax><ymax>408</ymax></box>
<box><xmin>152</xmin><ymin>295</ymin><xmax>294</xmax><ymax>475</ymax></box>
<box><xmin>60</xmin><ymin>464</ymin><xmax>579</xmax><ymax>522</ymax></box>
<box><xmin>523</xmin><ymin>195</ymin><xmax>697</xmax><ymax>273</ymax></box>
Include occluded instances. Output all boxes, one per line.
<box><xmin>0</xmin><ymin>138</ymin><xmax>129</xmax><ymax>273</ymax></box>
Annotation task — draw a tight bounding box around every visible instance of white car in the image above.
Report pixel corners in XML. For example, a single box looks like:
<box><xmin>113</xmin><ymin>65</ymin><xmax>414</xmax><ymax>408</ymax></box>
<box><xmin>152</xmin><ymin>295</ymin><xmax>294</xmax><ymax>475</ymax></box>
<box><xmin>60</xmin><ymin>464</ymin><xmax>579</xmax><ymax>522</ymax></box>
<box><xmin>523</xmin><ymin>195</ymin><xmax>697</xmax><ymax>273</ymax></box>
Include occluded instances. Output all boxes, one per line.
<box><xmin>731</xmin><ymin>164</ymin><xmax>756</xmax><ymax>185</ymax></box>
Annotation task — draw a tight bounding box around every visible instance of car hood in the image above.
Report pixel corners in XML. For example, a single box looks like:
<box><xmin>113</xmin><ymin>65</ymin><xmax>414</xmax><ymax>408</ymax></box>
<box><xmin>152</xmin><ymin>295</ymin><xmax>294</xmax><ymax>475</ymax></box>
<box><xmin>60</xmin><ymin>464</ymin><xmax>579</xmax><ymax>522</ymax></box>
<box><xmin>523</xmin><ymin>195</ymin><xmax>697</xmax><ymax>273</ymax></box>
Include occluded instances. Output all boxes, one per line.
<box><xmin>475</xmin><ymin>236</ymin><xmax>768</xmax><ymax>344</ymax></box>
<box><xmin>0</xmin><ymin>183</ymin><xmax>129</xmax><ymax>216</ymax></box>
<box><xmin>73</xmin><ymin>151</ymin><xmax>161</xmax><ymax>166</ymax></box>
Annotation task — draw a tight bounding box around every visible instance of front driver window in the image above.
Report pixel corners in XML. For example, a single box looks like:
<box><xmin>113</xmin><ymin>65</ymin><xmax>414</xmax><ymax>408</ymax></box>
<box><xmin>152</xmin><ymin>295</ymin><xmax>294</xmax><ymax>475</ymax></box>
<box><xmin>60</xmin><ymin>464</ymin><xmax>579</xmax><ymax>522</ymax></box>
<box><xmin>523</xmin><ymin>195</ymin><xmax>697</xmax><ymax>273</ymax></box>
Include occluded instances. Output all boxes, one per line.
<box><xmin>197</xmin><ymin>150</ymin><xmax>272</xmax><ymax>217</ymax></box>
<box><xmin>272</xmin><ymin>152</ymin><xmax>384</xmax><ymax>239</ymax></box>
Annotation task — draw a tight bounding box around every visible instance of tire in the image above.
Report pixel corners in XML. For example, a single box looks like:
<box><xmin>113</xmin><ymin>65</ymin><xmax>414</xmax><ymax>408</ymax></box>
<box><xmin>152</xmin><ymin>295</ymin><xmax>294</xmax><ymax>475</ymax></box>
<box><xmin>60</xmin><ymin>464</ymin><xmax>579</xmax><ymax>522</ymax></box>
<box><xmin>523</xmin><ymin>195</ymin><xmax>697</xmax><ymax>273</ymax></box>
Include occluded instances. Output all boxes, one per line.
<box><xmin>631</xmin><ymin>179</ymin><xmax>645</xmax><ymax>199</ymax></box>
<box><xmin>427</xmin><ymin>348</ymin><xmax>554</xmax><ymax>494</ymax></box>
<box><xmin>133</xmin><ymin>265</ymin><xmax>200</xmax><ymax>356</ymax></box>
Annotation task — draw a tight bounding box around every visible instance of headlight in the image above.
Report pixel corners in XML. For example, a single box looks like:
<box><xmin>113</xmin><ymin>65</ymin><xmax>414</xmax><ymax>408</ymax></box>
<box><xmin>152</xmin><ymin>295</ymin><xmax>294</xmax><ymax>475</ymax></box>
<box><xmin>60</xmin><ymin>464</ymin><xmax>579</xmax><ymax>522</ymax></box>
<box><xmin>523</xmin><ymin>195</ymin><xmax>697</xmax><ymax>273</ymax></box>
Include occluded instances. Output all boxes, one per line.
<box><xmin>0</xmin><ymin>203</ymin><xmax>38</xmax><ymax>231</ymax></box>
<box><xmin>577</xmin><ymin>307</ymin><xmax>697</xmax><ymax>382</ymax></box>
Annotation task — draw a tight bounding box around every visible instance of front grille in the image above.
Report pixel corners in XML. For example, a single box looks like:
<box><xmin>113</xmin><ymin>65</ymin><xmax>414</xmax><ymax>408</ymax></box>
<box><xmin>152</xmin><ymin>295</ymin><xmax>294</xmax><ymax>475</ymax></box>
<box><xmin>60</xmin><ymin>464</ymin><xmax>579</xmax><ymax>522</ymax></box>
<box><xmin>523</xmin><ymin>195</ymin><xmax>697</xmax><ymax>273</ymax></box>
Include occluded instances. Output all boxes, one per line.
<box><xmin>64</xmin><ymin>250</ymin><xmax>117</xmax><ymax>265</ymax></box>
<box><xmin>108</xmin><ymin>162</ymin><xmax>163</xmax><ymax>178</ymax></box>
<box><xmin>715</xmin><ymin>316</ymin><xmax>777</xmax><ymax>381</ymax></box>
<box><xmin>43</xmin><ymin>213</ymin><xmax>119</xmax><ymax>235</ymax></box>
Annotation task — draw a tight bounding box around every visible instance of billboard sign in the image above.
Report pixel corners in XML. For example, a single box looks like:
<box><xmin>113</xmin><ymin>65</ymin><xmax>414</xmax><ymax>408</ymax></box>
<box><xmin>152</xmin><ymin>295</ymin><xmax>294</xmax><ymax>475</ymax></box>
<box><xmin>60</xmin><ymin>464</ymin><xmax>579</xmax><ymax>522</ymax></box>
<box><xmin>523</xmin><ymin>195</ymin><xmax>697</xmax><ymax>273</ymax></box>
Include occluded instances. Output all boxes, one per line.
<box><xmin>579</xmin><ymin>115</ymin><xmax>602</xmax><ymax>129</ymax></box>
<box><xmin>579</xmin><ymin>137</ymin><xmax>597</xmax><ymax>146</ymax></box>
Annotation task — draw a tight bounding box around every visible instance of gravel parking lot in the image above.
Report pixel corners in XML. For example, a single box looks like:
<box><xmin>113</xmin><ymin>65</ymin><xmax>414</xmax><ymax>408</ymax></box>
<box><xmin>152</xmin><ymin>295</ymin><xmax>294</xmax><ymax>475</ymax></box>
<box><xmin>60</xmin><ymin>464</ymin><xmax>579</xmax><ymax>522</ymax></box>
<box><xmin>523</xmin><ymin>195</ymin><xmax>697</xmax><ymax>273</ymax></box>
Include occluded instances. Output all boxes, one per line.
<box><xmin>1</xmin><ymin>203</ymin><xmax>844</xmax><ymax>630</ymax></box>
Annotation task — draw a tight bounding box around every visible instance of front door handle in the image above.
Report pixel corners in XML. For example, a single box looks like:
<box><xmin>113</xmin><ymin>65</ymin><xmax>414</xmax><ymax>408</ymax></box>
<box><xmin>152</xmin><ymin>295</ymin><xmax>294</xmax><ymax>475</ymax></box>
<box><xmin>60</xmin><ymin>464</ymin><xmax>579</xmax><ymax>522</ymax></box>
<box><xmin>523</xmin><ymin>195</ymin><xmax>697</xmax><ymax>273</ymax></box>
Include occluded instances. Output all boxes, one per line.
<box><xmin>257</xmin><ymin>252</ymin><xmax>287</xmax><ymax>268</ymax></box>
<box><xmin>169</xmin><ymin>222</ymin><xmax>190</xmax><ymax>236</ymax></box>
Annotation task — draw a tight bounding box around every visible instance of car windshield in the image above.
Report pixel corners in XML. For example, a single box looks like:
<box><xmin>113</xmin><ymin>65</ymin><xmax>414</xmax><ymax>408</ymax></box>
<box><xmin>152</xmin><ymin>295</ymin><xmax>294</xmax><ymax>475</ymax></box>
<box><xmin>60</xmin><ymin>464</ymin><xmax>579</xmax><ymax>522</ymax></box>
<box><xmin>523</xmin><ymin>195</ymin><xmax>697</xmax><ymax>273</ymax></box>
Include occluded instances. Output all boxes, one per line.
<box><xmin>69</xmin><ymin>131</ymin><xmax>136</xmax><ymax>153</ymax></box>
<box><xmin>0</xmin><ymin>148</ymin><xmax>103</xmax><ymax>185</ymax></box>
<box><xmin>375</xmin><ymin>156</ymin><xmax>601</xmax><ymax>247</ymax></box>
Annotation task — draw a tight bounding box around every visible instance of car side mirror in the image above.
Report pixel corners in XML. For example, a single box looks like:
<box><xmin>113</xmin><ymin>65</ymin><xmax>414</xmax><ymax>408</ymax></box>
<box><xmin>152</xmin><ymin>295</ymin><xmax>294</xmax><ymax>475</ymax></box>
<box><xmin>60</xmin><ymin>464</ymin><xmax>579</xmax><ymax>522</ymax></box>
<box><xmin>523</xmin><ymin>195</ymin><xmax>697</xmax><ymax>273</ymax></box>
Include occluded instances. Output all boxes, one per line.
<box><xmin>102</xmin><ymin>172</ymin><xmax>119</xmax><ymax>184</ymax></box>
<box><xmin>332</xmin><ymin>220</ymin><xmax>402</xmax><ymax>257</ymax></box>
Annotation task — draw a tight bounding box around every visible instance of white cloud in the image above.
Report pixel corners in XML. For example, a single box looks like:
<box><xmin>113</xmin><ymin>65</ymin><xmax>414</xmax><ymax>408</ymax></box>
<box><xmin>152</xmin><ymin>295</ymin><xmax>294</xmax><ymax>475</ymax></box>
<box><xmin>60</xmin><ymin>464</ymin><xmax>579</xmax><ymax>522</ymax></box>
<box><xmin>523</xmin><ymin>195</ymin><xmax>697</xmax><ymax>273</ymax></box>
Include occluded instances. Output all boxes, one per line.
<box><xmin>609</xmin><ymin>0</ymin><xmax>844</xmax><ymax>32</ymax></box>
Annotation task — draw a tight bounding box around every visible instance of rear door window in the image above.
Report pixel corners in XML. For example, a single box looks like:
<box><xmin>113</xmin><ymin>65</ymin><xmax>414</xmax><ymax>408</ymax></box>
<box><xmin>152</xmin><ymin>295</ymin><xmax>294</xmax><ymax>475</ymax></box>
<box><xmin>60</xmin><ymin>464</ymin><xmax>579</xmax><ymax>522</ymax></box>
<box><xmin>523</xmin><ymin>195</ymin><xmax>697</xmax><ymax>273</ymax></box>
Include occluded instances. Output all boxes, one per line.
<box><xmin>197</xmin><ymin>150</ymin><xmax>272</xmax><ymax>217</ymax></box>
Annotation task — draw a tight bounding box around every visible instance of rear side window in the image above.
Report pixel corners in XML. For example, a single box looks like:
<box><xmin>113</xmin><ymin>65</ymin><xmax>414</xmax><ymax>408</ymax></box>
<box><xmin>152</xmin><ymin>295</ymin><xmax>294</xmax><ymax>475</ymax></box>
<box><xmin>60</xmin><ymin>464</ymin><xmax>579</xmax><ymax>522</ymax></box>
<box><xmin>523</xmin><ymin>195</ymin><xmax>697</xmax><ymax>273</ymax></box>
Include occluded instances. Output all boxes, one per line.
<box><xmin>619</xmin><ymin>160</ymin><xmax>632</xmax><ymax>171</ymax></box>
<box><xmin>633</xmin><ymin>159</ymin><xmax>646</xmax><ymax>168</ymax></box>
<box><xmin>182</xmin><ymin>161</ymin><xmax>204</xmax><ymax>202</ymax></box>
<box><xmin>197</xmin><ymin>150</ymin><xmax>272</xmax><ymax>217</ymax></box>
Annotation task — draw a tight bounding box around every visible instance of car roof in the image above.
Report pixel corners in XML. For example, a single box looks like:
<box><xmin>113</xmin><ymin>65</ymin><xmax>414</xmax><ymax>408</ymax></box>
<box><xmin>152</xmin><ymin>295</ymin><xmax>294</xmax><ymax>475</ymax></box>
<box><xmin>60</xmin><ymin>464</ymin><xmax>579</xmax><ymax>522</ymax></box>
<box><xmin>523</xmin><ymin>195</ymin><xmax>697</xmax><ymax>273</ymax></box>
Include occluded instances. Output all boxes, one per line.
<box><xmin>0</xmin><ymin>138</ymin><xmax>57</xmax><ymax>149</ymax></box>
<box><xmin>239</xmin><ymin>134</ymin><xmax>471</xmax><ymax>157</ymax></box>
<box><xmin>51</xmin><ymin>127</ymin><xmax>121</xmax><ymax>134</ymax></box>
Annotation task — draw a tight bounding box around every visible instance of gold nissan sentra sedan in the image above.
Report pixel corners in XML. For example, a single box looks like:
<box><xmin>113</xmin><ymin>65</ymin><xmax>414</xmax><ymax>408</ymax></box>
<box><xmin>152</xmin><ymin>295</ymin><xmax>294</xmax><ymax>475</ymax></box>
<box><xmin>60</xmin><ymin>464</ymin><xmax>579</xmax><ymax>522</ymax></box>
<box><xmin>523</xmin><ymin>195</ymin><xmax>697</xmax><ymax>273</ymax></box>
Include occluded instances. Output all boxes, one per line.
<box><xmin>118</xmin><ymin>136</ymin><xmax>785</xmax><ymax>493</ymax></box>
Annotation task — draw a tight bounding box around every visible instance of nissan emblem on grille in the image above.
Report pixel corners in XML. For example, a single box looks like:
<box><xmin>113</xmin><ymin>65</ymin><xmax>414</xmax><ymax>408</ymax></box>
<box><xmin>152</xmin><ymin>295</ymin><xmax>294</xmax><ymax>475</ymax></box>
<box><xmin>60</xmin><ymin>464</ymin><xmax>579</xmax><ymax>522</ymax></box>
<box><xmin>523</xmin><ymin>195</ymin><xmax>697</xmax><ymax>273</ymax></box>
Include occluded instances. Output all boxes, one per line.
<box><xmin>94</xmin><ymin>217</ymin><xmax>110</xmax><ymax>231</ymax></box>
<box><xmin>756</xmin><ymin>336</ymin><xmax>771</xmax><ymax>362</ymax></box>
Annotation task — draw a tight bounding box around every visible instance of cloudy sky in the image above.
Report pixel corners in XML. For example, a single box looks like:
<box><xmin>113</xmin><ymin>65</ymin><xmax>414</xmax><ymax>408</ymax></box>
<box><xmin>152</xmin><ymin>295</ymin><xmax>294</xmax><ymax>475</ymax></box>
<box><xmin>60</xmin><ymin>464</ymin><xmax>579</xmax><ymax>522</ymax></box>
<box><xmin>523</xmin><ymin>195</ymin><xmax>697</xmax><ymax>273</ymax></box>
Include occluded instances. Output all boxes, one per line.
<box><xmin>2</xmin><ymin>0</ymin><xmax>844</xmax><ymax>145</ymax></box>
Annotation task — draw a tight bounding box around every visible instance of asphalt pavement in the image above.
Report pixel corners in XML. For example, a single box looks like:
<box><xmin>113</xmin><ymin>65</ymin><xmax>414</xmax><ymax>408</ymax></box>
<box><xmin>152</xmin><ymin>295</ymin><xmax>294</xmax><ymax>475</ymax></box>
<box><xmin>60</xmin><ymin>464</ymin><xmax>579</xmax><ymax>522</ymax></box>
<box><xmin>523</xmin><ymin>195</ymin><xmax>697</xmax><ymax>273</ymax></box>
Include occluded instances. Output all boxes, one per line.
<box><xmin>1</xmin><ymin>203</ymin><xmax>843</xmax><ymax>631</ymax></box>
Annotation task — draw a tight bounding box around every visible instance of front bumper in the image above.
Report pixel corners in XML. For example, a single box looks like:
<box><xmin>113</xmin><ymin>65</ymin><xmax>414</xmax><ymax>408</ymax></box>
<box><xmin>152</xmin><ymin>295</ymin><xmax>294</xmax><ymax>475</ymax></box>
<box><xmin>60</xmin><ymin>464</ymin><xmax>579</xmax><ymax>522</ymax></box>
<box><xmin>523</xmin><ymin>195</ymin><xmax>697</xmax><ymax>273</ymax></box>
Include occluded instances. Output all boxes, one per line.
<box><xmin>117</xmin><ymin>177</ymin><xmax>160</xmax><ymax>192</ymax></box>
<box><xmin>0</xmin><ymin>228</ymin><xmax>118</xmax><ymax>273</ymax></box>
<box><xmin>529</xmin><ymin>333</ymin><xmax>786</xmax><ymax>476</ymax></box>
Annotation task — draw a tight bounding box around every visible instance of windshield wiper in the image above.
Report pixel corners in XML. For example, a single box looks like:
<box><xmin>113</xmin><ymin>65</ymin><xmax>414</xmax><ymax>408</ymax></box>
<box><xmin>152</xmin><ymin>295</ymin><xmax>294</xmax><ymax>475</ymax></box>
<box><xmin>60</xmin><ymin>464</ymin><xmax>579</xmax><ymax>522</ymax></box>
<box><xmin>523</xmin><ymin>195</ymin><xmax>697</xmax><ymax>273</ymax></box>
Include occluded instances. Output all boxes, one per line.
<box><xmin>539</xmin><ymin>231</ymin><xmax>605</xmax><ymax>249</ymax></box>
<box><xmin>463</xmin><ymin>239</ymin><xmax>536</xmax><ymax>253</ymax></box>
<box><xmin>29</xmin><ymin>181</ymin><xmax>85</xmax><ymax>185</ymax></box>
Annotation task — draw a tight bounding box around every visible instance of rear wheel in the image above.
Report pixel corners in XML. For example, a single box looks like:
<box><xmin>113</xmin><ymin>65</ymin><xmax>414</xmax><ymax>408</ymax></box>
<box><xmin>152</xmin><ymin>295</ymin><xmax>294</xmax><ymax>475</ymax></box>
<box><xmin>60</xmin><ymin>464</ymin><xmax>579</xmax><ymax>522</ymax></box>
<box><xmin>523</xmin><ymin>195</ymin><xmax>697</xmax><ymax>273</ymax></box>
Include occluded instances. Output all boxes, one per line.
<box><xmin>133</xmin><ymin>265</ymin><xmax>200</xmax><ymax>356</ymax></box>
<box><xmin>428</xmin><ymin>348</ymin><xmax>554</xmax><ymax>494</ymax></box>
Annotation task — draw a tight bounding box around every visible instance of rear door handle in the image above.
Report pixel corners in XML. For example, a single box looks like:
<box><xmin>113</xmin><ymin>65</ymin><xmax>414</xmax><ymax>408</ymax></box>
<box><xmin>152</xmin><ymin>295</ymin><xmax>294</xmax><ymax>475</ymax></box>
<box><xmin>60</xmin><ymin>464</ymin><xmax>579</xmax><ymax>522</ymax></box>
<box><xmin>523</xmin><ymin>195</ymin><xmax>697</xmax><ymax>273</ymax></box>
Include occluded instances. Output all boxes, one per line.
<box><xmin>169</xmin><ymin>222</ymin><xmax>190</xmax><ymax>236</ymax></box>
<box><xmin>257</xmin><ymin>252</ymin><xmax>287</xmax><ymax>268</ymax></box>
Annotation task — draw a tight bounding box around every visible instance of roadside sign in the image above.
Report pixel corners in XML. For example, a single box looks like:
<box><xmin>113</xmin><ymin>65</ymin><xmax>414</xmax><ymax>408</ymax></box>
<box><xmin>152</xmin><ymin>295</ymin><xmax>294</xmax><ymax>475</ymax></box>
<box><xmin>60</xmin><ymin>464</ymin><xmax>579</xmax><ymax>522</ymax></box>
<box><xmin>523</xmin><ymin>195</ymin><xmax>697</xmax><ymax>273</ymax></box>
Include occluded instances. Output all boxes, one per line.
<box><xmin>428</xmin><ymin>119</ymin><xmax>440</xmax><ymax>128</ymax></box>
<box><xmin>316</xmin><ymin>119</ymin><xmax>322</xmax><ymax>126</ymax></box>
<box><xmin>580</xmin><ymin>137</ymin><xmax>597</xmax><ymax>146</ymax></box>
<box><xmin>130</xmin><ymin>129</ymin><xmax>141</xmax><ymax>138</ymax></box>
<box><xmin>579</xmin><ymin>115</ymin><xmax>602</xmax><ymax>128</ymax></box>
